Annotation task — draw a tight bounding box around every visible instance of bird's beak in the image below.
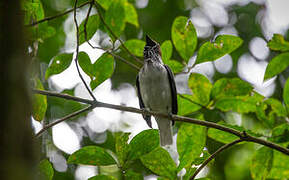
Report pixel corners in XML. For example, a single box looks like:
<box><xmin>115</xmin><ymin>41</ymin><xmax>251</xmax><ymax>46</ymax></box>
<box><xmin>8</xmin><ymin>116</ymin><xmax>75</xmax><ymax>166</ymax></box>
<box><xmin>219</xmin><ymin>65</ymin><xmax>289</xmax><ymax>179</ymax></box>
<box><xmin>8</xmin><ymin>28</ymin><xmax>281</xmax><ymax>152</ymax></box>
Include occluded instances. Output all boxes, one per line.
<box><xmin>146</xmin><ymin>35</ymin><xmax>156</xmax><ymax>47</ymax></box>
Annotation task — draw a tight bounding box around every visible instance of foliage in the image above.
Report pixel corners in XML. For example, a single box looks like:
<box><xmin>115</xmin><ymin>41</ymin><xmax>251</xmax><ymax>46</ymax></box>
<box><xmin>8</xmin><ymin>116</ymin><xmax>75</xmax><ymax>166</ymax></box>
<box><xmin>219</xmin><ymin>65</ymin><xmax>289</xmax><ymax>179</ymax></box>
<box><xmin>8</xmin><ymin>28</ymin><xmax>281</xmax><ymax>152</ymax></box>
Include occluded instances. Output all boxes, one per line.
<box><xmin>24</xmin><ymin>0</ymin><xmax>289</xmax><ymax>179</ymax></box>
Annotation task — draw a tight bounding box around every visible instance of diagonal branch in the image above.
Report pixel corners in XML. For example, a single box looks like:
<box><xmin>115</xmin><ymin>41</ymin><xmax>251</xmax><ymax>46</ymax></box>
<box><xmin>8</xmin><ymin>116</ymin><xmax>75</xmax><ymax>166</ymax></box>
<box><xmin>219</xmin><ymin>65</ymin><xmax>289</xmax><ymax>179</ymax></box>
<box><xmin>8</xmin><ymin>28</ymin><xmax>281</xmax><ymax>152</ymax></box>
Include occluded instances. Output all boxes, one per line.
<box><xmin>35</xmin><ymin>105</ymin><xmax>92</xmax><ymax>137</ymax></box>
<box><xmin>73</xmin><ymin>0</ymin><xmax>96</xmax><ymax>101</ymax></box>
<box><xmin>94</xmin><ymin>1</ymin><xmax>143</xmax><ymax>65</ymax></box>
<box><xmin>190</xmin><ymin>139</ymin><xmax>243</xmax><ymax>180</ymax></box>
<box><xmin>26</xmin><ymin>1</ymin><xmax>91</xmax><ymax>26</ymax></box>
<box><xmin>33</xmin><ymin>89</ymin><xmax>289</xmax><ymax>156</ymax></box>
<box><xmin>82</xmin><ymin>2</ymin><xmax>140</xmax><ymax>71</ymax></box>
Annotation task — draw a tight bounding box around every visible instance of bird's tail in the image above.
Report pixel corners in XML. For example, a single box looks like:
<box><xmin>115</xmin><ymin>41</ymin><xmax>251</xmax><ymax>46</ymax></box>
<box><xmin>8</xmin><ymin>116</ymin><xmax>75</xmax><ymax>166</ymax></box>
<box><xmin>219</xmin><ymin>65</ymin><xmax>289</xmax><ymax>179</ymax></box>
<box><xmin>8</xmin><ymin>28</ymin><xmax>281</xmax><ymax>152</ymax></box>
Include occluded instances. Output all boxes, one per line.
<box><xmin>156</xmin><ymin>118</ymin><xmax>173</xmax><ymax>146</ymax></box>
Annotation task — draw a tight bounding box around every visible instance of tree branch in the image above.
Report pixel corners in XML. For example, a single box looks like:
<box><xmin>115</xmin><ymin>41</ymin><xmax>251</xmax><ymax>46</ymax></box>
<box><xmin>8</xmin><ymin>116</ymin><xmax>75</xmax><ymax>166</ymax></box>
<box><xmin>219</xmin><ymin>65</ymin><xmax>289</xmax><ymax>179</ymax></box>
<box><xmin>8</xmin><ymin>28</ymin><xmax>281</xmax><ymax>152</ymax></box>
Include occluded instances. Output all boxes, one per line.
<box><xmin>35</xmin><ymin>105</ymin><xmax>92</xmax><ymax>137</ymax></box>
<box><xmin>82</xmin><ymin>2</ymin><xmax>140</xmax><ymax>71</ymax></box>
<box><xmin>73</xmin><ymin>0</ymin><xmax>96</xmax><ymax>101</ymax></box>
<box><xmin>26</xmin><ymin>1</ymin><xmax>91</xmax><ymax>27</ymax></box>
<box><xmin>190</xmin><ymin>139</ymin><xmax>243</xmax><ymax>179</ymax></box>
<box><xmin>33</xmin><ymin>89</ymin><xmax>289</xmax><ymax>156</ymax></box>
<box><xmin>94</xmin><ymin>1</ymin><xmax>143</xmax><ymax>65</ymax></box>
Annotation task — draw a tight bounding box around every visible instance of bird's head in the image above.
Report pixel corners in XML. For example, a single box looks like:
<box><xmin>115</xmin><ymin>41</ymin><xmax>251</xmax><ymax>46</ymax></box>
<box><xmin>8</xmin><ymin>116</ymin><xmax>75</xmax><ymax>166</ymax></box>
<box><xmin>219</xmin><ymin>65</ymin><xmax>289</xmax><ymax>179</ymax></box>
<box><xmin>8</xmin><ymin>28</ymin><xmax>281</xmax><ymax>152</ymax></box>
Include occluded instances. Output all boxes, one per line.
<box><xmin>143</xmin><ymin>35</ymin><xmax>162</xmax><ymax>63</ymax></box>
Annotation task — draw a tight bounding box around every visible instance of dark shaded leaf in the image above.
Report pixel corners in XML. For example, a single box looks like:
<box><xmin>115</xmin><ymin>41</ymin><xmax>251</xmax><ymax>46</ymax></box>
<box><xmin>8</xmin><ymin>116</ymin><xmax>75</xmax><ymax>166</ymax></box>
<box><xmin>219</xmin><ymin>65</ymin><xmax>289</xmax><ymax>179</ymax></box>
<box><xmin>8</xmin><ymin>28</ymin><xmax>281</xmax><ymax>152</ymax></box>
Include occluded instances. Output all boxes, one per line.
<box><xmin>68</xmin><ymin>146</ymin><xmax>116</xmax><ymax>166</ymax></box>
<box><xmin>284</xmin><ymin>78</ymin><xmax>289</xmax><ymax>111</ymax></box>
<box><xmin>88</xmin><ymin>175</ymin><xmax>117</xmax><ymax>180</ymax></box>
<box><xmin>196</xmin><ymin>35</ymin><xmax>243</xmax><ymax>64</ymax></box>
<box><xmin>171</xmin><ymin>16</ymin><xmax>197</xmax><ymax>63</ymax></box>
<box><xmin>269</xmin><ymin>123</ymin><xmax>289</xmax><ymax>143</ymax></box>
<box><xmin>140</xmin><ymin>147</ymin><xmax>177</xmax><ymax>179</ymax></box>
<box><xmin>79</xmin><ymin>15</ymin><xmax>100</xmax><ymax>44</ymax></box>
<box><xmin>124</xmin><ymin>170</ymin><xmax>143</xmax><ymax>180</ymax></box>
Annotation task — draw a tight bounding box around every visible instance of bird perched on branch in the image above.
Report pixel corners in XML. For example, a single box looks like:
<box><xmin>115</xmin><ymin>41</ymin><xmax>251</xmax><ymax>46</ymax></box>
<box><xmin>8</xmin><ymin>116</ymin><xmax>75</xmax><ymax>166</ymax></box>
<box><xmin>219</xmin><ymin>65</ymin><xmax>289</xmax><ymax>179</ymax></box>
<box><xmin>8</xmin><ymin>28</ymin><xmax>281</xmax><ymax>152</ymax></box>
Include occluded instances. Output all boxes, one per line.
<box><xmin>136</xmin><ymin>35</ymin><xmax>178</xmax><ymax>146</ymax></box>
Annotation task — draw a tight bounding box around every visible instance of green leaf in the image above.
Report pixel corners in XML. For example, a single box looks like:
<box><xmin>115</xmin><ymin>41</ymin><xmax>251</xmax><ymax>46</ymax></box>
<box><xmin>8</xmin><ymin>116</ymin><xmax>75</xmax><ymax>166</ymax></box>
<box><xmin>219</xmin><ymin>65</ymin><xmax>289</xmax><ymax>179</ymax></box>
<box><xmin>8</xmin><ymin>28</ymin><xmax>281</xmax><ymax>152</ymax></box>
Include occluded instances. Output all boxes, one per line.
<box><xmin>265</xmin><ymin>98</ymin><xmax>287</xmax><ymax>117</ymax></box>
<box><xmin>140</xmin><ymin>147</ymin><xmax>177</xmax><ymax>179</ymax></box>
<box><xmin>215</xmin><ymin>96</ymin><xmax>258</xmax><ymax>113</ymax></box>
<box><xmin>177</xmin><ymin>123</ymin><xmax>206</xmax><ymax>171</ymax></box>
<box><xmin>269</xmin><ymin>123</ymin><xmax>289</xmax><ymax>143</ymax></box>
<box><xmin>284</xmin><ymin>78</ymin><xmax>289</xmax><ymax>111</ymax></box>
<box><xmin>165</xmin><ymin>60</ymin><xmax>183</xmax><ymax>74</ymax></box>
<box><xmin>123</xmin><ymin>39</ymin><xmax>145</xmax><ymax>57</ymax></box>
<box><xmin>211</xmin><ymin>78</ymin><xmax>252</xmax><ymax>100</ymax></box>
<box><xmin>45</xmin><ymin>53</ymin><xmax>73</xmax><ymax>79</ymax></box>
<box><xmin>124</xmin><ymin>2</ymin><xmax>139</xmax><ymax>27</ymax></box>
<box><xmin>97</xmin><ymin>0</ymin><xmax>113</xmax><ymax>10</ymax></box>
<box><xmin>32</xmin><ymin>78</ymin><xmax>47</xmax><ymax>121</ymax></box>
<box><xmin>78</xmin><ymin>52</ymin><xmax>115</xmax><ymax>90</ymax></box>
<box><xmin>267</xmin><ymin>34</ymin><xmax>289</xmax><ymax>52</ymax></box>
<box><xmin>208</xmin><ymin>127</ymin><xmax>239</xmax><ymax>144</ymax></box>
<box><xmin>88</xmin><ymin>175</ymin><xmax>117</xmax><ymax>180</ymax></box>
<box><xmin>38</xmin><ymin>159</ymin><xmax>54</xmax><ymax>180</ymax></box>
<box><xmin>268</xmin><ymin>149</ymin><xmax>289</xmax><ymax>179</ymax></box>
<box><xmin>250</xmin><ymin>147</ymin><xmax>273</xmax><ymax>180</ymax></box>
<box><xmin>124</xmin><ymin>170</ymin><xmax>143</xmax><ymax>180</ymax></box>
<box><xmin>104</xmin><ymin>0</ymin><xmax>126</xmax><ymax>39</ymax></box>
<box><xmin>177</xmin><ymin>95</ymin><xmax>201</xmax><ymax>116</ymax></box>
<box><xmin>115</xmin><ymin>133</ymin><xmax>130</xmax><ymax>167</ymax></box>
<box><xmin>68</xmin><ymin>146</ymin><xmax>116</xmax><ymax>166</ymax></box>
<box><xmin>171</xmin><ymin>16</ymin><xmax>197</xmax><ymax>63</ymax></box>
<box><xmin>127</xmin><ymin>129</ymin><xmax>159</xmax><ymax>160</ymax></box>
<box><xmin>79</xmin><ymin>15</ymin><xmax>100</xmax><ymax>44</ymax></box>
<box><xmin>188</xmin><ymin>73</ymin><xmax>212</xmax><ymax>106</ymax></box>
<box><xmin>161</xmin><ymin>40</ymin><xmax>173</xmax><ymax>63</ymax></box>
<box><xmin>264</xmin><ymin>52</ymin><xmax>289</xmax><ymax>80</ymax></box>
<box><xmin>196</xmin><ymin>35</ymin><xmax>243</xmax><ymax>64</ymax></box>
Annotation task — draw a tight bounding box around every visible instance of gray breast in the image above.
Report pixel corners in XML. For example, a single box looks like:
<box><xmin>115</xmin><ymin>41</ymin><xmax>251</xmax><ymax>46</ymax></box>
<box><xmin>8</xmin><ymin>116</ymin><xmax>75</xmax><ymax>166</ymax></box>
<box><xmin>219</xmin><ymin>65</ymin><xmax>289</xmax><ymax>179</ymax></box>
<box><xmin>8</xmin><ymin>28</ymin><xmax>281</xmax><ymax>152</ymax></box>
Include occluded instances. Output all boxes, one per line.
<box><xmin>138</xmin><ymin>62</ymin><xmax>172</xmax><ymax>113</ymax></box>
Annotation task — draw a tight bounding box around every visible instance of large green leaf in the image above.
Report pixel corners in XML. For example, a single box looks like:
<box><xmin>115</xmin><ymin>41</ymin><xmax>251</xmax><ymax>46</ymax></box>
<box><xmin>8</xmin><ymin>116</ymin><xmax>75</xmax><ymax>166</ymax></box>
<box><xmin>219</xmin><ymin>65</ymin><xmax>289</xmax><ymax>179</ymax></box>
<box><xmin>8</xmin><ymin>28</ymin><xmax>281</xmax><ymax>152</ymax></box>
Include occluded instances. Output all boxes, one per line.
<box><xmin>208</xmin><ymin>128</ymin><xmax>239</xmax><ymax>144</ymax></box>
<box><xmin>264</xmin><ymin>52</ymin><xmax>289</xmax><ymax>80</ymax></box>
<box><xmin>196</xmin><ymin>35</ymin><xmax>243</xmax><ymax>64</ymax></box>
<box><xmin>268</xmin><ymin>149</ymin><xmax>289</xmax><ymax>179</ymax></box>
<box><xmin>211</xmin><ymin>78</ymin><xmax>252</xmax><ymax>100</ymax></box>
<box><xmin>171</xmin><ymin>16</ymin><xmax>197</xmax><ymax>63</ymax></box>
<box><xmin>284</xmin><ymin>78</ymin><xmax>289</xmax><ymax>111</ymax></box>
<box><xmin>97</xmin><ymin>0</ymin><xmax>113</xmax><ymax>10</ymax></box>
<box><xmin>215</xmin><ymin>96</ymin><xmax>258</xmax><ymax>113</ymax></box>
<box><xmin>267</xmin><ymin>34</ymin><xmax>289</xmax><ymax>52</ymax></box>
<box><xmin>188</xmin><ymin>73</ymin><xmax>212</xmax><ymax>106</ymax></box>
<box><xmin>177</xmin><ymin>95</ymin><xmax>201</xmax><ymax>116</ymax></box>
<box><xmin>32</xmin><ymin>78</ymin><xmax>47</xmax><ymax>121</ymax></box>
<box><xmin>161</xmin><ymin>40</ymin><xmax>173</xmax><ymax>63</ymax></box>
<box><xmin>250</xmin><ymin>147</ymin><xmax>273</xmax><ymax>180</ymax></box>
<box><xmin>88</xmin><ymin>175</ymin><xmax>117</xmax><ymax>180</ymax></box>
<box><xmin>115</xmin><ymin>133</ymin><xmax>130</xmax><ymax>167</ymax></box>
<box><xmin>78</xmin><ymin>52</ymin><xmax>115</xmax><ymax>90</ymax></box>
<box><xmin>165</xmin><ymin>60</ymin><xmax>183</xmax><ymax>74</ymax></box>
<box><xmin>45</xmin><ymin>53</ymin><xmax>73</xmax><ymax>79</ymax></box>
<box><xmin>177</xmin><ymin>123</ymin><xmax>206</xmax><ymax>171</ymax></box>
<box><xmin>104</xmin><ymin>0</ymin><xmax>126</xmax><ymax>39</ymax></box>
<box><xmin>38</xmin><ymin>159</ymin><xmax>54</xmax><ymax>180</ymax></box>
<box><xmin>265</xmin><ymin>98</ymin><xmax>287</xmax><ymax>117</ymax></box>
<box><xmin>123</xmin><ymin>39</ymin><xmax>145</xmax><ymax>57</ymax></box>
<box><xmin>124</xmin><ymin>170</ymin><xmax>143</xmax><ymax>180</ymax></box>
<box><xmin>269</xmin><ymin>123</ymin><xmax>289</xmax><ymax>143</ymax></box>
<box><xmin>79</xmin><ymin>15</ymin><xmax>100</xmax><ymax>45</ymax></box>
<box><xmin>140</xmin><ymin>147</ymin><xmax>177</xmax><ymax>179</ymax></box>
<box><xmin>124</xmin><ymin>2</ymin><xmax>139</xmax><ymax>27</ymax></box>
<box><xmin>68</xmin><ymin>146</ymin><xmax>116</xmax><ymax>166</ymax></box>
<box><xmin>127</xmin><ymin>129</ymin><xmax>159</xmax><ymax>160</ymax></box>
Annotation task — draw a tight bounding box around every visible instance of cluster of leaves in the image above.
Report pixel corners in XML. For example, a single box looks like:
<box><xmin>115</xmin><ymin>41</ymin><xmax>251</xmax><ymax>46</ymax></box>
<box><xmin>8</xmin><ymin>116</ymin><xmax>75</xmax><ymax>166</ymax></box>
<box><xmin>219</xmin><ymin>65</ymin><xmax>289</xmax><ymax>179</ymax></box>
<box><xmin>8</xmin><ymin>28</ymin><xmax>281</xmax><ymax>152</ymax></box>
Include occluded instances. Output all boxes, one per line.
<box><xmin>24</xmin><ymin>0</ymin><xmax>289</xmax><ymax>179</ymax></box>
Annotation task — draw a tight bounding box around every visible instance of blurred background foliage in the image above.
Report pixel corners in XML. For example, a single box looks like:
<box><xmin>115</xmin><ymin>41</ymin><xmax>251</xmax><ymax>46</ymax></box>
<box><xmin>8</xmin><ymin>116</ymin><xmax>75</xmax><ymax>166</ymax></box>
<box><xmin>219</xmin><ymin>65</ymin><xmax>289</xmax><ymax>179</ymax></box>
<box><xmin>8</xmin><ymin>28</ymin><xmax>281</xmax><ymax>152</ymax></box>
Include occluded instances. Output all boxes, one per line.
<box><xmin>22</xmin><ymin>0</ymin><xmax>289</xmax><ymax>179</ymax></box>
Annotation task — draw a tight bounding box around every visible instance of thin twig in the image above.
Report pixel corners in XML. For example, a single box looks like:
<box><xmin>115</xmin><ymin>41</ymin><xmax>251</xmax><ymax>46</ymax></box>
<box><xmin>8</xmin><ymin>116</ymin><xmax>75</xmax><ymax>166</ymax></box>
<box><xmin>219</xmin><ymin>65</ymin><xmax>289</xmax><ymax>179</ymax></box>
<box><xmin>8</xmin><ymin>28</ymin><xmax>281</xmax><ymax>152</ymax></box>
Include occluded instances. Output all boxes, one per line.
<box><xmin>26</xmin><ymin>1</ymin><xmax>90</xmax><ymax>26</ymax></box>
<box><xmin>190</xmin><ymin>139</ymin><xmax>243</xmax><ymax>179</ymax></box>
<box><xmin>33</xmin><ymin>89</ymin><xmax>289</xmax><ymax>156</ymax></box>
<box><xmin>35</xmin><ymin>105</ymin><xmax>92</xmax><ymax>137</ymax></box>
<box><xmin>73</xmin><ymin>0</ymin><xmax>96</xmax><ymax>101</ymax></box>
<box><xmin>94</xmin><ymin>1</ymin><xmax>143</xmax><ymax>65</ymax></box>
<box><xmin>82</xmin><ymin>2</ymin><xmax>140</xmax><ymax>71</ymax></box>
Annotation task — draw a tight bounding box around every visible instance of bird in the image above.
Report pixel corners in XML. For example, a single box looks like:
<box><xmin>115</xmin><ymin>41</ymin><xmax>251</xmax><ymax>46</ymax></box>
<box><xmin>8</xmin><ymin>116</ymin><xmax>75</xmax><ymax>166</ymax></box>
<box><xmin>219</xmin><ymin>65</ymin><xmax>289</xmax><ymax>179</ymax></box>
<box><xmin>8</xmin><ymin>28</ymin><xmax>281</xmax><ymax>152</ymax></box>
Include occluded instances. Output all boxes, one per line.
<box><xmin>136</xmin><ymin>35</ymin><xmax>178</xmax><ymax>146</ymax></box>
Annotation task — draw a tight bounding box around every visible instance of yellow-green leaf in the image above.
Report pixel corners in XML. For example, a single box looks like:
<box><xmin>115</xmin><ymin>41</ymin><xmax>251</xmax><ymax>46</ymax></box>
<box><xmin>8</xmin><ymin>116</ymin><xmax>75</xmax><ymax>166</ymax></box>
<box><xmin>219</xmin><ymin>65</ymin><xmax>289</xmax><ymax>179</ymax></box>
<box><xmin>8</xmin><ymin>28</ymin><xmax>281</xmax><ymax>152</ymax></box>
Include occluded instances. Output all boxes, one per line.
<box><xmin>267</xmin><ymin>34</ymin><xmax>289</xmax><ymax>52</ymax></box>
<box><xmin>32</xmin><ymin>78</ymin><xmax>47</xmax><ymax>121</ymax></box>
<box><xmin>264</xmin><ymin>52</ymin><xmax>289</xmax><ymax>80</ymax></box>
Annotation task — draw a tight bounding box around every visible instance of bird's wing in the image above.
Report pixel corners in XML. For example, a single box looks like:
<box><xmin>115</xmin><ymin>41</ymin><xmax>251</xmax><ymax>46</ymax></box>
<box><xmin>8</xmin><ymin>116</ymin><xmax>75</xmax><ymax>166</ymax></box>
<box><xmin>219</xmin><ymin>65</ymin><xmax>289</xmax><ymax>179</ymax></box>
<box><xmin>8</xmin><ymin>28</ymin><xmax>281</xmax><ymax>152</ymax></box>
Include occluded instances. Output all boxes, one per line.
<box><xmin>136</xmin><ymin>75</ymin><xmax>152</xmax><ymax>128</ymax></box>
<box><xmin>164</xmin><ymin>65</ymin><xmax>178</xmax><ymax>125</ymax></box>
